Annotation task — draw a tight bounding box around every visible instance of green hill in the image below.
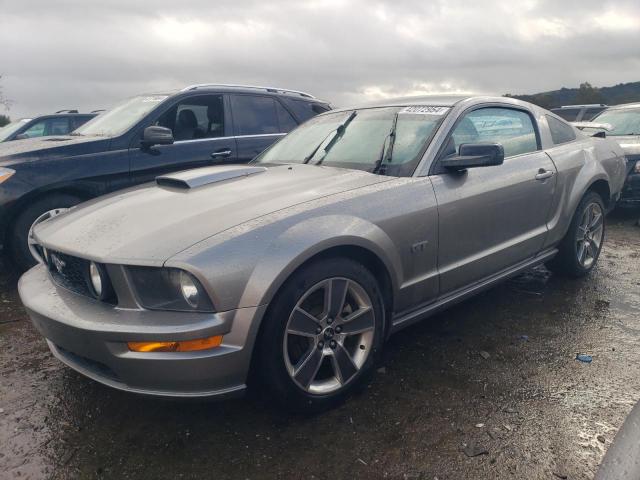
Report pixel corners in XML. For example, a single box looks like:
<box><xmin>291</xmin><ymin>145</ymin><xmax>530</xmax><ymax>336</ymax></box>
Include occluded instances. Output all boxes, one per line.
<box><xmin>507</xmin><ymin>81</ymin><xmax>640</xmax><ymax>109</ymax></box>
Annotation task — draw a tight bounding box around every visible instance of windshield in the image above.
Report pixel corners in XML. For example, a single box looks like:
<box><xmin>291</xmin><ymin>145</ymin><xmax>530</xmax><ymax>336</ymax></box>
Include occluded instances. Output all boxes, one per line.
<box><xmin>0</xmin><ymin>118</ymin><xmax>31</xmax><ymax>141</ymax></box>
<box><xmin>74</xmin><ymin>95</ymin><xmax>168</xmax><ymax>137</ymax></box>
<box><xmin>255</xmin><ymin>106</ymin><xmax>449</xmax><ymax>176</ymax></box>
<box><xmin>590</xmin><ymin>108</ymin><xmax>640</xmax><ymax>136</ymax></box>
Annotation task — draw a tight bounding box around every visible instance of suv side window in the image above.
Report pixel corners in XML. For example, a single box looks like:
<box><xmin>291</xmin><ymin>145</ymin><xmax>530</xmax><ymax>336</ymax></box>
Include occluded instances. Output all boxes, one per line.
<box><xmin>547</xmin><ymin>115</ymin><xmax>577</xmax><ymax>145</ymax></box>
<box><xmin>275</xmin><ymin>101</ymin><xmax>298</xmax><ymax>133</ymax></box>
<box><xmin>22</xmin><ymin>120</ymin><xmax>47</xmax><ymax>138</ymax></box>
<box><xmin>156</xmin><ymin>95</ymin><xmax>225</xmax><ymax>141</ymax></box>
<box><xmin>447</xmin><ymin>107</ymin><xmax>539</xmax><ymax>158</ymax></box>
<box><xmin>554</xmin><ymin>108</ymin><xmax>580</xmax><ymax>121</ymax></box>
<box><xmin>48</xmin><ymin>118</ymin><xmax>70</xmax><ymax>135</ymax></box>
<box><xmin>230</xmin><ymin>95</ymin><xmax>280</xmax><ymax>136</ymax></box>
<box><xmin>282</xmin><ymin>98</ymin><xmax>329</xmax><ymax>123</ymax></box>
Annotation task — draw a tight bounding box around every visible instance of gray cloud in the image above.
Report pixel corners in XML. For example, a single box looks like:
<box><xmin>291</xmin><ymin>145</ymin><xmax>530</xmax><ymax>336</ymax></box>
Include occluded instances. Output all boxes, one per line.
<box><xmin>1</xmin><ymin>0</ymin><xmax>640</xmax><ymax>118</ymax></box>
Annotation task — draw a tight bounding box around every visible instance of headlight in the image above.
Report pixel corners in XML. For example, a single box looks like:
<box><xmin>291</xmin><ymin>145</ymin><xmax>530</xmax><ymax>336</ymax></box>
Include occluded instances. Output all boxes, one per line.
<box><xmin>127</xmin><ymin>267</ymin><xmax>214</xmax><ymax>312</ymax></box>
<box><xmin>179</xmin><ymin>271</ymin><xmax>199</xmax><ymax>308</ymax></box>
<box><xmin>635</xmin><ymin>160</ymin><xmax>640</xmax><ymax>174</ymax></box>
<box><xmin>0</xmin><ymin>167</ymin><xmax>14</xmax><ymax>184</ymax></box>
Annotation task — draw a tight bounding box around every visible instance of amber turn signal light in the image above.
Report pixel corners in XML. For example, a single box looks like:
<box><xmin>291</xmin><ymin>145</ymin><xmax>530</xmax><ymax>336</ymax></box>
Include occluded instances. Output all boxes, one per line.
<box><xmin>128</xmin><ymin>335</ymin><xmax>223</xmax><ymax>352</ymax></box>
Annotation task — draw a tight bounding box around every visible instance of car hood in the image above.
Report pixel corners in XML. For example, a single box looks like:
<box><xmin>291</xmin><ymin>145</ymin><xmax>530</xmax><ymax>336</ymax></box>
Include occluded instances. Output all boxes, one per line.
<box><xmin>0</xmin><ymin>135</ymin><xmax>107</xmax><ymax>166</ymax></box>
<box><xmin>34</xmin><ymin>164</ymin><xmax>391</xmax><ymax>265</ymax></box>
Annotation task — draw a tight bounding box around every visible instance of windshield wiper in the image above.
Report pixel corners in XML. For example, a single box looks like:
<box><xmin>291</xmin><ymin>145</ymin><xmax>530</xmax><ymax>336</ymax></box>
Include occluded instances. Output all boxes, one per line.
<box><xmin>303</xmin><ymin>111</ymin><xmax>357</xmax><ymax>165</ymax></box>
<box><xmin>372</xmin><ymin>112</ymin><xmax>399</xmax><ymax>175</ymax></box>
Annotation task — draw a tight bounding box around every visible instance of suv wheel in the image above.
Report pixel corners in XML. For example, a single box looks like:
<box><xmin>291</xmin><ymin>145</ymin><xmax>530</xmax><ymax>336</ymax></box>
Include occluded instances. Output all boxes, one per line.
<box><xmin>256</xmin><ymin>257</ymin><xmax>385</xmax><ymax>413</ymax></box>
<box><xmin>548</xmin><ymin>191</ymin><xmax>605</xmax><ymax>278</ymax></box>
<box><xmin>8</xmin><ymin>194</ymin><xmax>82</xmax><ymax>272</ymax></box>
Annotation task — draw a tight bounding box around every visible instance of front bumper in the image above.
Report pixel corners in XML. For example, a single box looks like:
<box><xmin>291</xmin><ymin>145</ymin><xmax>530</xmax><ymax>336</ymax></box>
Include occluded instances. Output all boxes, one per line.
<box><xmin>18</xmin><ymin>265</ymin><xmax>267</xmax><ymax>398</ymax></box>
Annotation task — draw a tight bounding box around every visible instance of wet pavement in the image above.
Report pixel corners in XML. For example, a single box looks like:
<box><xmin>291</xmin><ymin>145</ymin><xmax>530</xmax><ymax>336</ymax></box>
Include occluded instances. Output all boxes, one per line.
<box><xmin>1</xmin><ymin>211</ymin><xmax>639</xmax><ymax>480</ymax></box>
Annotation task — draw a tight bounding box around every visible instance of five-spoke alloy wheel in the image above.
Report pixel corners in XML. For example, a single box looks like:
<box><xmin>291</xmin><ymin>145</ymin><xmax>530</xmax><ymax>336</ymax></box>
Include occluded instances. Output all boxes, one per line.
<box><xmin>257</xmin><ymin>257</ymin><xmax>385</xmax><ymax>412</ymax></box>
<box><xmin>548</xmin><ymin>191</ymin><xmax>606</xmax><ymax>277</ymax></box>
<box><xmin>283</xmin><ymin>277</ymin><xmax>376</xmax><ymax>395</ymax></box>
<box><xmin>575</xmin><ymin>201</ymin><xmax>604</xmax><ymax>269</ymax></box>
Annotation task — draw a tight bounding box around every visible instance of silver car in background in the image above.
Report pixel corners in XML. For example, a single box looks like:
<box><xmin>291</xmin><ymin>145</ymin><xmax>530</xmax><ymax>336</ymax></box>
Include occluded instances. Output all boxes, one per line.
<box><xmin>19</xmin><ymin>95</ymin><xmax>627</xmax><ymax>412</ymax></box>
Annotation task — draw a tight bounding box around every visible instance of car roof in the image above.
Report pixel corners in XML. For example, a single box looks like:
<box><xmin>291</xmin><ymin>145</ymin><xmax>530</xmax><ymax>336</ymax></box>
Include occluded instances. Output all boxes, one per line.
<box><xmin>146</xmin><ymin>84</ymin><xmax>329</xmax><ymax>104</ymax></box>
<box><xmin>329</xmin><ymin>94</ymin><xmax>540</xmax><ymax>114</ymax></box>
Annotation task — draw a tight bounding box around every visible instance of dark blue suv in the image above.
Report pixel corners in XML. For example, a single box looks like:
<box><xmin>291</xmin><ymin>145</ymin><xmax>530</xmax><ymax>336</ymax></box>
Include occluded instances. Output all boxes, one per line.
<box><xmin>0</xmin><ymin>84</ymin><xmax>330</xmax><ymax>270</ymax></box>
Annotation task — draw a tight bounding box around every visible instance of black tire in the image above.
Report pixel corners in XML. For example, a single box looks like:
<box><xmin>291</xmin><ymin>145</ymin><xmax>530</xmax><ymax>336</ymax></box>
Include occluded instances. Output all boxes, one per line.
<box><xmin>255</xmin><ymin>257</ymin><xmax>386</xmax><ymax>413</ymax></box>
<box><xmin>7</xmin><ymin>193</ymin><xmax>83</xmax><ymax>272</ymax></box>
<box><xmin>547</xmin><ymin>191</ymin><xmax>606</xmax><ymax>278</ymax></box>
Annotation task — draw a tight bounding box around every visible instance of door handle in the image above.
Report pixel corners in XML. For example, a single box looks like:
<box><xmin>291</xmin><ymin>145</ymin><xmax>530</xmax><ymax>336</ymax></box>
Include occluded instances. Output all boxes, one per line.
<box><xmin>535</xmin><ymin>169</ymin><xmax>554</xmax><ymax>181</ymax></box>
<box><xmin>211</xmin><ymin>149</ymin><xmax>232</xmax><ymax>159</ymax></box>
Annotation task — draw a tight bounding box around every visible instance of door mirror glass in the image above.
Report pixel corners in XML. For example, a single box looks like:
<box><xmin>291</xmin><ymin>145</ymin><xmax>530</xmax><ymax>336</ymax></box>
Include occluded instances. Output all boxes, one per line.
<box><xmin>440</xmin><ymin>143</ymin><xmax>505</xmax><ymax>170</ymax></box>
<box><xmin>142</xmin><ymin>126</ymin><xmax>174</xmax><ymax>148</ymax></box>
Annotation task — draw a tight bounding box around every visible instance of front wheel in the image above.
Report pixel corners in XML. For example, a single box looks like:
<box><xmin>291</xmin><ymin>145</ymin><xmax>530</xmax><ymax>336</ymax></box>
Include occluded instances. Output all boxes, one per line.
<box><xmin>548</xmin><ymin>191</ymin><xmax>605</xmax><ymax>278</ymax></box>
<box><xmin>255</xmin><ymin>257</ymin><xmax>385</xmax><ymax>413</ymax></box>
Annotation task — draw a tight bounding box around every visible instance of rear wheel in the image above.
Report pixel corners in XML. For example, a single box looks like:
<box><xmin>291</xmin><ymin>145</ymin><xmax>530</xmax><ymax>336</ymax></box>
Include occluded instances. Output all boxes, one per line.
<box><xmin>548</xmin><ymin>191</ymin><xmax>605</xmax><ymax>277</ymax></box>
<box><xmin>256</xmin><ymin>257</ymin><xmax>385</xmax><ymax>413</ymax></box>
<box><xmin>8</xmin><ymin>194</ymin><xmax>82</xmax><ymax>272</ymax></box>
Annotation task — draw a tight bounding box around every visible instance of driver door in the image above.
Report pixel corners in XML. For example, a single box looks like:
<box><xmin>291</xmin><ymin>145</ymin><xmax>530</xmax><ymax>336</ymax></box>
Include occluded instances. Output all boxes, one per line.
<box><xmin>430</xmin><ymin>106</ymin><xmax>557</xmax><ymax>294</ymax></box>
<box><xmin>128</xmin><ymin>94</ymin><xmax>238</xmax><ymax>185</ymax></box>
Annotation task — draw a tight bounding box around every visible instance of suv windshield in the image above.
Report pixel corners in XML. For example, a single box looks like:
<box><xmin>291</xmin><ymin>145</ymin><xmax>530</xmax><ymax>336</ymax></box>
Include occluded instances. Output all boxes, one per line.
<box><xmin>0</xmin><ymin>118</ymin><xmax>31</xmax><ymax>141</ymax></box>
<box><xmin>255</xmin><ymin>106</ymin><xmax>449</xmax><ymax>176</ymax></box>
<box><xmin>590</xmin><ymin>108</ymin><xmax>640</xmax><ymax>136</ymax></box>
<box><xmin>74</xmin><ymin>95</ymin><xmax>168</xmax><ymax>137</ymax></box>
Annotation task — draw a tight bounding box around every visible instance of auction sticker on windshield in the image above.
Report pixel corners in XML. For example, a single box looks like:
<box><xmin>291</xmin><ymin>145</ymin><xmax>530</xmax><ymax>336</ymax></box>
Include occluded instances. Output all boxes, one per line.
<box><xmin>399</xmin><ymin>106</ymin><xmax>450</xmax><ymax>115</ymax></box>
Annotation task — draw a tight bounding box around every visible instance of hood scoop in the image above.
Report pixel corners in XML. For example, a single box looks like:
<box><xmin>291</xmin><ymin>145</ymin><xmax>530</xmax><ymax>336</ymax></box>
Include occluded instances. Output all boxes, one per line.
<box><xmin>156</xmin><ymin>166</ymin><xmax>267</xmax><ymax>189</ymax></box>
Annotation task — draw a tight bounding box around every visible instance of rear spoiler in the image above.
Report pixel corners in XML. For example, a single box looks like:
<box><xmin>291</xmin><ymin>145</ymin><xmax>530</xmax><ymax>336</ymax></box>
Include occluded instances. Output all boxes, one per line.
<box><xmin>571</xmin><ymin>122</ymin><xmax>613</xmax><ymax>138</ymax></box>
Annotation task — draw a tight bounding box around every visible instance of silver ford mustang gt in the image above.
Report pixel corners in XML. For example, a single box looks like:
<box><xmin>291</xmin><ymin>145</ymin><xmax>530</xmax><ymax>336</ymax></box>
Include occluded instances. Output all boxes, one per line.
<box><xmin>19</xmin><ymin>95</ymin><xmax>627</xmax><ymax>412</ymax></box>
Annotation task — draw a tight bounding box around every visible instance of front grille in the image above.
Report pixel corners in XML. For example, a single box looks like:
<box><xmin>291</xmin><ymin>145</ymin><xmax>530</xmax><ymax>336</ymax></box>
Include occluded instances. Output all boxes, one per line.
<box><xmin>45</xmin><ymin>250</ymin><xmax>117</xmax><ymax>304</ymax></box>
<box><xmin>47</xmin><ymin>251</ymin><xmax>93</xmax><ymax>297</ymax></box>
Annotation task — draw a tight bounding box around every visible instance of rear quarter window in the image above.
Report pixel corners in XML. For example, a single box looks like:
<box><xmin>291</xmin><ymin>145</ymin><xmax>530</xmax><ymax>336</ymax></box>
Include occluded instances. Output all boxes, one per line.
<box><xmin>546</xmin><ymin>115</ymin><xmax>577</xmax><ymax>145</ymax></box>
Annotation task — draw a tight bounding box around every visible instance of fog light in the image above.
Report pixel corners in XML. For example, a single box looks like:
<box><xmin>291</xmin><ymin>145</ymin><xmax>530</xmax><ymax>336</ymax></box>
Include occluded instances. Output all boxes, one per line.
<box><xmin>128</xmin><ymin>335</ymin><xmax>223</xmax><ymax>352</ymax></box>
<box><xmin>89</xmin><ymin>262</ymin><xmax>103</xmax><ymax>296</ymax></box>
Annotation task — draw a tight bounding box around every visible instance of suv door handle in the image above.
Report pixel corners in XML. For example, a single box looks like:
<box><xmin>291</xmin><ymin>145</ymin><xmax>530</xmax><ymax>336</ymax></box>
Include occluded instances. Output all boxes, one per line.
<box><xmin>535</xmin><ymin>169</ymin><xmax>554</xmax><ymax>181</ymax></box>
<box><xmin>211</xmin><ymin>149</ymin><xmax>232</xmax><ymax>159</ymax></box>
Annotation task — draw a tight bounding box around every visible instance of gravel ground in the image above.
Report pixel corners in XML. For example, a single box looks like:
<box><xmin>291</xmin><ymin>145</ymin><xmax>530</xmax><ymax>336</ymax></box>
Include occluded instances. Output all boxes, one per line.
<box><xmin>1</xmin><ymin>210</ymin><xmax>639</xmax><ymax>480</ymax></box>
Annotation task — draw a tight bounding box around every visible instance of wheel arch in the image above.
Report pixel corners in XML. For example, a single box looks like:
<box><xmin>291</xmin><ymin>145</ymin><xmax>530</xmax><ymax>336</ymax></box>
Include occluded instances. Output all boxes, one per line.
<box><xmin>3</xmin><ymin>184</ymin><xmax>93</xmax><ymax>247</ymax></box>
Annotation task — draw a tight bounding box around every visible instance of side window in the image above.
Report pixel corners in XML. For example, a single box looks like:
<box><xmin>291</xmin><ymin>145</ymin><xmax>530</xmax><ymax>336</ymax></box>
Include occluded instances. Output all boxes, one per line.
<box><xmin>554</xmin><ymin>108</ymin><xmax>580</xmax><ymax>121</ymax></box>
<box><xmin>47</xmin><ymin>118</ymin><xmax>70</xmax><ymax>135</ymax></box>
<box><xmin>447</xmin><ymin>107</ymin><xmax>538</xmax><ymax>158</ymax></box>
<box><xmin>156</xmin><ymin>95</ymin><xmax>225</xmax><ymax>141</ymax></box>
<box><xmin>281</xmin><ymin>98</ymin><xmax>327</xmax><ymax>123</ymax></box>
<box><xmin>583</xmin><ymin>108</ymin><xmax>604</xmax><ymax>121</ymax></box>
<box><xmin>230</xmin><ymin>95</ymin><xmax>280</xmax><ymax>136</ymax></box>
<box><xmin>275</xmin><ymin>101</ymin><xmax>298</xmax><ymax>133</ymax></box>
<box><xmin>547</xmin><ymin>115</ymin><xmax>577</xmax><ymax>145</ymax></box>
<box><xmin>22</xmin><ymin>121</ymin><xmax>47</xmax><ymax>138</ymax></box>
<box><xmin>71</xmin><ymin>115</ymin><xmax>93</xmax><ymax>130</ymax></box>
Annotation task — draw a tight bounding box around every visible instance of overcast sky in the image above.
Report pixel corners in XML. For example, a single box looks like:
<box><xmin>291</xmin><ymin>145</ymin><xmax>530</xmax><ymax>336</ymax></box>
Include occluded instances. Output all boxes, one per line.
<box><xmin>1</xmin><ymin>0</ymin><xmax>640</xmax><ymax>118</ymax></box>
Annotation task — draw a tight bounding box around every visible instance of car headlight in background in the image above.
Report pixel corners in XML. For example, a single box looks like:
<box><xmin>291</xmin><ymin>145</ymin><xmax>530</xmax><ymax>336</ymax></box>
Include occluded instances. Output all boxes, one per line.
<box><xmin>0</xmin><ymin>167</ymin><xmax>15</xmax><ymax>184</ymax></box>
<box><xmin>127</xmin><ymin>266</ymin><xmax>215</xmax><ymax>312</ymax></box>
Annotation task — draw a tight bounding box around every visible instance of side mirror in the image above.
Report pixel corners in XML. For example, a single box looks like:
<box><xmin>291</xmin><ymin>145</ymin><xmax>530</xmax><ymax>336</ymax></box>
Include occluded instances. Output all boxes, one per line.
<box><xmin>14</xmin><ymin>133</ymin><xmax>29</xmax><ymax>140</ymax></box>
<box><xmin>440</xmin><ymin>143</ymin><xmax>505</xmax><ymax>171</ymax></box>
<box><xmin>141</xmin><ymin>126</ymin><xmax>174</xmax><ymax>148</ymax></box>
